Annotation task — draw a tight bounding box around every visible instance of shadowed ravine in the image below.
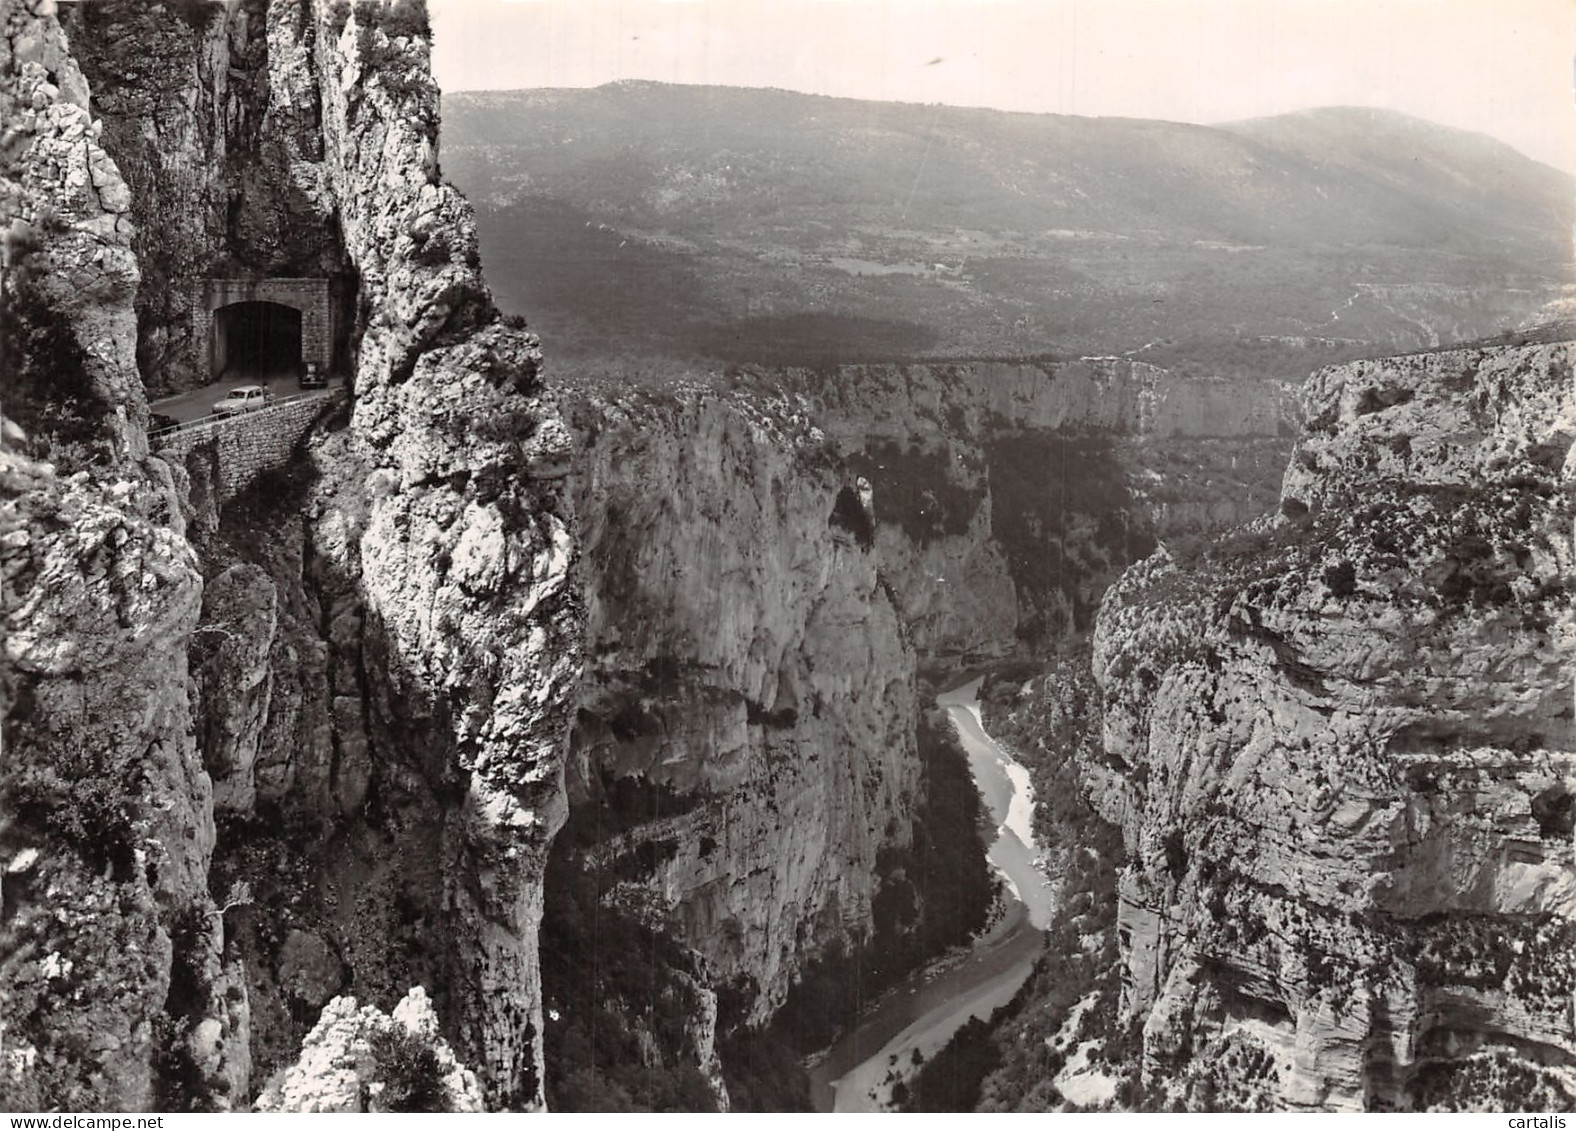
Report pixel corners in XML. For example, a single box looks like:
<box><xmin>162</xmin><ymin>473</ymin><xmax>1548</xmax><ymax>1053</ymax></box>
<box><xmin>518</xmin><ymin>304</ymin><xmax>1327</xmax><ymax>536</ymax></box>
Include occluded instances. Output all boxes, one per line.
<box><xmin>807</xmin><ymin>680</ymin><xmax>1056</xmax><ymax>1112</ymax></box>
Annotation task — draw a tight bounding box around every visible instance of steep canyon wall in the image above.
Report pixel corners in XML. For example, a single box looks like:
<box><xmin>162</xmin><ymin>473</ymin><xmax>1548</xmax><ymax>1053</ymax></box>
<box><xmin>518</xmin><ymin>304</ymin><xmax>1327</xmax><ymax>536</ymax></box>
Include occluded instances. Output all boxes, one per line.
<box><xmin>1090</xmin><ymin>342</ymin><xmax>1576</xmax><ymax>1109</ymax></box>
<box><xmin>535</xmin><ymin>352</ymin><xmax>1296</xmax><ymax>1104</ymax></box>
<box><xmin>781</xmin><ymin>358</ymin><xmax>1298</xmax><ymax>660</ymax></box>
<box><xmin>563</xmin><ymin>385</ymin><xmax>918</xmax><ymax>1019</ymax></box>
<box><xmin>4</xmin><ymin>0</ymin><xmax>579</xmax><ymax>1110</ymax></box>
<box><xmin>60</xmin><ymin>0</ymin><xmax>346</xmax><ymax>393</ymax></box>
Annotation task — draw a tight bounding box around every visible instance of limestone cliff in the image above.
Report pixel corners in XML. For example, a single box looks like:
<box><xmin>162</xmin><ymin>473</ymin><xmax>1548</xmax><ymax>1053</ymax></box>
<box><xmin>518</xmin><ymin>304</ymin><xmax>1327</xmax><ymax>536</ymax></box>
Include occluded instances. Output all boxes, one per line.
<box><xmin>4</xmin><ymin>0</ymin><xmax>580</xmax><ymax>1111</ymax></box>
<box><xmin>527</xmin><ymin>381</ymin><xmax>920</xmax><ymax>1106</ymax></box>
<box><xmin>772</xmin><ymin>358</ymin><xmax>1296</xmax><ymax>659</ymax></box>
<box><xmin>2</xmin><ymin>1</ymin><xmax>217</xmax><ymax>1108</ymax></box>
<box><xmin>564</xmin><ymin>384</ymin><xmax>917</xmax><ymax>1013</ymax></box>
<box><xmin>300</xmin><ymin>9</ymin><xmax>582</xmax><ymax>1105</ymax></box>
<box><xmin>1</xmin><ymin>0</ymin><xmax>142</xmax><ymax>456</ymax></box>
<box><xmin>253</xmin><ymin>987</ymin><xmax>484</xmax><ymax>1113</ymax></box>
<box><xmin>188</xmin><ymin>2</ymin><xmax>579</xmax><ymax>1109</ymax></box>
<box><xmin>1090</xmin><ymin>341</ymin><xmax>1576</xmax><ymax>1109</ymax></box>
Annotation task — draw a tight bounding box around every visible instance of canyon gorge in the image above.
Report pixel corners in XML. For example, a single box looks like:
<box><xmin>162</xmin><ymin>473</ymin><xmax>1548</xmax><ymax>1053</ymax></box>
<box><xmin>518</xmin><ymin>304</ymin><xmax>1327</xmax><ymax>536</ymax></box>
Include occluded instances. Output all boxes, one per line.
<box><xmin>1</xmin><ymin>0</ymin><xmax>1571</xmax><ymax>1113</ymax></box>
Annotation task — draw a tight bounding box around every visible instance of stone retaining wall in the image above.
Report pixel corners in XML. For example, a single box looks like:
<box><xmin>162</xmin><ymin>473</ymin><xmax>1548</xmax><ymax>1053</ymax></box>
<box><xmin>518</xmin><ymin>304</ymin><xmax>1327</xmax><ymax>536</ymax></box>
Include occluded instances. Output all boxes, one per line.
<box><xmin>155</xmin><ymin>390</ymin><xmax>344</xmax><ymax>504</ymax></box>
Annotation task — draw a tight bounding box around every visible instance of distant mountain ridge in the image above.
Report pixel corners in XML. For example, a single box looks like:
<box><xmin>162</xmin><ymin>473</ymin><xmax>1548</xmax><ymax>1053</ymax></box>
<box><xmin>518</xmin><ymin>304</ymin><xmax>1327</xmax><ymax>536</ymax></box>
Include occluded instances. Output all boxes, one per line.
<box><xmin>1221</xmin><ymin>104</ymin><xmax>1570</xmax><ymax>178</ymax></box>
<box><xmin>1218</xmin><ymin>105</ymin><xmax>1572</xmax><ymax>243</ymax></box>
<box><xmin>441</xmin><ymin>82</ymin><xmax>1573</xmax><ymax>370</ymax></box>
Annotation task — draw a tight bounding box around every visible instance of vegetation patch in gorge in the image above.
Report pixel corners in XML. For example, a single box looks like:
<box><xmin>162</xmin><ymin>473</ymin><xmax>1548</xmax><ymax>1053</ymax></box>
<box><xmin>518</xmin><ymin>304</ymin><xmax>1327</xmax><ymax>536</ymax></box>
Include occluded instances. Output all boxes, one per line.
<box><xmin>984</xmin><ymin>434</ymin><xmax>1153</xmax><ymax>643</ymax></box>
<box><xmin>538</xmin><ymin>772</ymin><xmax>722</xmax><ymax>1112</ymax></box>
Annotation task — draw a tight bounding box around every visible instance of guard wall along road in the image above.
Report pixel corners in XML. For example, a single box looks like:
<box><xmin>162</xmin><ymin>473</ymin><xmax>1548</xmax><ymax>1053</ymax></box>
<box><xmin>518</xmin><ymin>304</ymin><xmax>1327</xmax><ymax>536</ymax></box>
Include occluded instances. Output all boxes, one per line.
<box><xmin>152</xmin><ymin>388</ymin><xmax>345</xmax><ymax>504</ymax></box>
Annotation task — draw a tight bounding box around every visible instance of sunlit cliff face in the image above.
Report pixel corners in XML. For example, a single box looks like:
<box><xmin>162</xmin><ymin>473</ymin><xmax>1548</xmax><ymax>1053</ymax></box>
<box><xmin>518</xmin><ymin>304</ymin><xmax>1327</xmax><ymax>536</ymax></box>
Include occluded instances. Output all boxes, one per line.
<box><xmin>1091</xmin><ymin>342</ymin><xmax>1576</xmax><ymax>1110</ymax></box>
<box><xmin>3</xmin><ymin>0</ymin><xmax>581</xmax><ymax>1109</ymax></box>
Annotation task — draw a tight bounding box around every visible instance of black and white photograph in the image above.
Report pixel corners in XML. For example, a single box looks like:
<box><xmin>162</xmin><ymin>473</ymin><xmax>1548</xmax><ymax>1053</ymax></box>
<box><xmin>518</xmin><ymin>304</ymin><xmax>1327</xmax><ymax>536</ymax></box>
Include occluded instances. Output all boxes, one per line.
<box><xmin>1</xmin><ymin>0</ymin><xmax>1572</xmax><ymax>1114</ymax></box>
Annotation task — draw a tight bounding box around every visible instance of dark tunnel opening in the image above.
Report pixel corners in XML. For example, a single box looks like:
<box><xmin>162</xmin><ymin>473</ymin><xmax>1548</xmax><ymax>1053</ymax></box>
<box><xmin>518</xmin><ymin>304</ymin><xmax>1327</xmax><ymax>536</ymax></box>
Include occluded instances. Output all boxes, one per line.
<box><xmin>212</xmin><ymin>300</ymin><xmax>303</xmax><ymax>379</ymax></box>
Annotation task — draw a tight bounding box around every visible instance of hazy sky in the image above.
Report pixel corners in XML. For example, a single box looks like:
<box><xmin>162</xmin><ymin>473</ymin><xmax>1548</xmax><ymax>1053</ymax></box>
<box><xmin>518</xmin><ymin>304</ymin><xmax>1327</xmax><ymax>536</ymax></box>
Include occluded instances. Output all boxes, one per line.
<box><xmin>429</xmin><ymin>0</ymin><xmax>1576</xmax><ymax>174</ymax></box>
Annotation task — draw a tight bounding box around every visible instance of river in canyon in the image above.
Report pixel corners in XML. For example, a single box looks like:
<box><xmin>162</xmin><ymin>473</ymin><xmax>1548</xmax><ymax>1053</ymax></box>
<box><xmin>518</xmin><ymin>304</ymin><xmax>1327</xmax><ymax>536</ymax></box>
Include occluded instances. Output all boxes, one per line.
<box><xmin>807</xmin><ymin>678</ymin><xmax>1056</xmax><ymax>1112</ymax></box>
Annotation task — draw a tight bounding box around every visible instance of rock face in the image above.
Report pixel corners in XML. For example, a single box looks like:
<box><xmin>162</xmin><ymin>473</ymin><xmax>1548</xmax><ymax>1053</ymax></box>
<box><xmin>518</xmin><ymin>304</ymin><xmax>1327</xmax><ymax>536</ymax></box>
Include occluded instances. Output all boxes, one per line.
<box><xmin>4</xmin><ymin>0</ymin><xmax>580</xmax><ymax>1112</ymax></box>
<box><xmin>560</xmin><ymin>382</ymin><xmax>918</xmax><ymax>1023</ymax></box>
<box><xmin>1</xmin><ymin>2</ymin><xmax>217</xmax><ymax>1110</ymax></box>
<box><xmin>0</xmin><ymin>444</ymin><xmax>210</xmax><ymax>1110</ymax></box>
<box><xmin>1091</xmin><ymin>342</ymin><xmax>1576</xmax><ymax>1110</ymax></box>
<box><xmin>299</xmin><ymin>10</ymin><xmax>582</xmax><ymax>1105</ymax></box>
<box><xmin>1</xmin><ymin>0</ymin><xmax>143</xmax><ymax>455</ymax></box>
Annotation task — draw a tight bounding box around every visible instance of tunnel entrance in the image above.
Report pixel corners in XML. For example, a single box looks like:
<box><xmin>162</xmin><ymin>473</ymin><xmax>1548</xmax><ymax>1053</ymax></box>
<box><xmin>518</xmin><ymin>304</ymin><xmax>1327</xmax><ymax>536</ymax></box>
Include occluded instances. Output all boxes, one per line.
<box><xmin>213</xmin><ymin>301</ymin><xmax>303</xmax><ymax>379</ymax></box>
<box><xmin>194</xmin><ymin>277</ymin><xmax>334</xmax><ymax>382</ymax></box>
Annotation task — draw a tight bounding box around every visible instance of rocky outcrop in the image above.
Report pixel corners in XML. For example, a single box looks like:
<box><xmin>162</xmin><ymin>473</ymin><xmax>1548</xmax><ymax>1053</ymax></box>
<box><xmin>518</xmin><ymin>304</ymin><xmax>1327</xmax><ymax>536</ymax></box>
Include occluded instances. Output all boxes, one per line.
<box><xmin>57</xmin><ymin>0</ymin><xmax>230</xmax><ymax>393</ymax></box>
<box><xmin>805</xmin><ymin>359</ymin><xmax>1292</xmax><ymax>442</ymax></box>
<box><xmin>2</xmin><ymin>0</ymin><xmax>142</xmax><ymax>455</ymax></box>
<box><xmin>299</xmin><ymin>8</ymin><xmax>581</xmax><ymax>1104</ymax></box>
<box><xmin>1091</xmin><ymin>342</ymin><xmax>1576</xmax><ymax>1110</ymax></box>
<box><xmin>255</xmin><ymin>987</ymin><xmax>484</xmax><ymax>1113</ymax></box>
<box><xmin>562</xmin><ymin>384</ymin><xmax>918</xmax><ymax>1021</ymax></box>
<box><xmin>178</xmin><ymin>2</ymin><xmax>581</xmax><ymax>1109</ymax></box>
<box><xmin>153</xmin><ymin>388</ymin><xmax>347</xmax><ymax>502</ymax></box>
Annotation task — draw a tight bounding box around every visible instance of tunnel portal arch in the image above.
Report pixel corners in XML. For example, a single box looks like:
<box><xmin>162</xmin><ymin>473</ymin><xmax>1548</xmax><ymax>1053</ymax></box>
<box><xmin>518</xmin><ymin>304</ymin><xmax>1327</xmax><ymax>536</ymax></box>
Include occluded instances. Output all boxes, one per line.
<box><xmin>193</xmin><ymin>277</ymin><xmax>332</xmax><ymax>379</ymax></box>
<box><xmin>211</xmin><ymin>300</ymin><xmax>303</xmax><ymax>377</ymax></box>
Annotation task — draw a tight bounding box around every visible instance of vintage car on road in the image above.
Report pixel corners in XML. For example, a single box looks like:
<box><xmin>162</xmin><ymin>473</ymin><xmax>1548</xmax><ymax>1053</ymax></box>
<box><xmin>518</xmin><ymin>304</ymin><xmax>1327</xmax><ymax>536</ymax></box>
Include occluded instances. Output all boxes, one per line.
<box><xmin>299</xmin><ymin>363</ymin><xmax>328</xmax><ymax>390</ymax></box>
<box><xmin>210</xmin><ymin>385</ymin><xmax>273</xmax><ymax>416</ymax></box>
